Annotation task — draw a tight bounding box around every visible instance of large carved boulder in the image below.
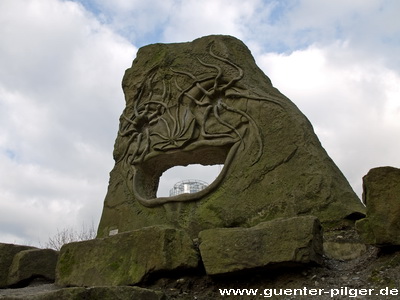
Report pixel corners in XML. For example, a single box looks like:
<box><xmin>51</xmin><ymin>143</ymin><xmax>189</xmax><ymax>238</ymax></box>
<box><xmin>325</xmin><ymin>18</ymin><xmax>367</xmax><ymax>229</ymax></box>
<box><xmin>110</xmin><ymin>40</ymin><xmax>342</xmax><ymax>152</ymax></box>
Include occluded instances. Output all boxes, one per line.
<box><xmin>97</xmin><ymin>35</ymin><xmax>365</xmax><ymax>239</ymax></box>
<box><xmin>356</xmin><ymin>166</ymin><xmax>400</xmax><ymax>246</ymax></box>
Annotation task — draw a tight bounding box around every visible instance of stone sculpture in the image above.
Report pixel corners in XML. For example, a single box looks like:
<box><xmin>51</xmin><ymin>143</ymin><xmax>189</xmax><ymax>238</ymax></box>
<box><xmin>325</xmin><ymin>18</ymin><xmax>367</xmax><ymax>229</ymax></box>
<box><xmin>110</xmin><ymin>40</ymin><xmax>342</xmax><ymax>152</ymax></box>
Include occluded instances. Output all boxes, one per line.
<box><xmin>6</xmin><ymin>36</ymin><xmax>399</xmax><ymax>298</ymax></box>
<box><xmin>97</xmin><ymin>35</ymin><xmax>365</xmax><ymax>238</ymax></box>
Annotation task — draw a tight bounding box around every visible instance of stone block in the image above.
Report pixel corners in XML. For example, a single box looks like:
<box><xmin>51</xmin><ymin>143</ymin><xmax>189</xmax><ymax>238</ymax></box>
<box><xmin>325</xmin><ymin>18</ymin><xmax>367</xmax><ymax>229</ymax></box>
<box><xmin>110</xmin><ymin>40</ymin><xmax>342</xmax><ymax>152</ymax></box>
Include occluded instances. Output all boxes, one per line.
<box><xmin>198</xmin><ymin>216</ymin><xmax>323</xmax><ymax>275</ymax></box>
<box><xmin>7</xmin><ymin>248</ymin><xmax>58</xmax><ymax>287</ymax></box>
<box><xmin>323</xmin><ymin>242</ymin><xmax>366</xmax><ymax>260</ymax></box>
<box><xmin>356</xmin><ymin>166</ymin><xmax>400</xmax><ymax>246</ymax></box>
<box><xmin>56</xmin><ymin>226</ymin><xmax>199</xmax><ymax>286</ymax></box>
<box><xmin>0</xmin><ymin>243</ymin><xmax>35</xmax><ymax>288</ymax></box>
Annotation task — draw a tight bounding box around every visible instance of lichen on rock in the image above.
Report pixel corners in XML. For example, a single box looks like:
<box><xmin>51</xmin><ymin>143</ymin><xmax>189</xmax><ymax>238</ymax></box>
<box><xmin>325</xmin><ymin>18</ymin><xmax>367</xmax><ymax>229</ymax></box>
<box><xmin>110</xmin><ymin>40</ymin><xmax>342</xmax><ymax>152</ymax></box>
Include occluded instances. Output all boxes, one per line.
<box><xmin>97</xmin><ymin>35</ymin><xmax>365</xmax><ymax>239</ymax></box>
<box><xmin>56</xmin><ymin>226</ymin><xmax>198</xmax><ymax>287</ymax></box>
<box><xmin>356</xmin><ymin>166</ymin><xmax>400</xmax><ymax>246</ymax></box>
<box><xmin>198</xmin><ymin>216</ymin><xmax>323</xmax><ymax>275</ymax></box>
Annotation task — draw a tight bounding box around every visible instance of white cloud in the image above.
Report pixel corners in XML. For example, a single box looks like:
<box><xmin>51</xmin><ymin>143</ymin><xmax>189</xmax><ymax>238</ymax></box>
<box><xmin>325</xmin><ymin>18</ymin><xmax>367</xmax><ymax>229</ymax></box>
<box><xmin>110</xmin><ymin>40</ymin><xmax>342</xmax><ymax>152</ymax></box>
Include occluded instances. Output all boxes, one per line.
<box><xmin>161</xmin><ymin>0</ymin><xmax>258</xmax><ymax>42</ymax></box>
<box><xmin>0</xmin><ymin>0</ymin><xmax>399</xmax><ymax>245</ymax></box>
<box><xmin>82</xmin><ymin>0</ymin><xmax>268</xmax><ymax>45</ymax></box>
<box><xmin>0</xmin><ymin>0</ymin><xmax>136</xmax><ymax>245</ymax></box>
<box><xmin>83</xmin><ymin>0</ymin><xmax>177</xmax><ymax>42</ymax></box>
<box><xmin>257</xmin><ymin>42</ymin><xmax>400</xmax><ymax>195</ymax></box>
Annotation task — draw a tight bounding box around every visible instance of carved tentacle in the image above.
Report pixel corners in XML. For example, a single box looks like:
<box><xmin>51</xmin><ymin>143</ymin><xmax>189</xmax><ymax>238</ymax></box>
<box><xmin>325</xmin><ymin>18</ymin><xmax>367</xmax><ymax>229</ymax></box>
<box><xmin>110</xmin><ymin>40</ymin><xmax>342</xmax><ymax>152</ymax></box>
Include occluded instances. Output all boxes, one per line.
<box><xmin>183</xmin><ymin>92</ymin><xmax>210</xmax><ymax>106</ymax></box>
<box><xmin>219</xmin><ymin>101</ymin><xmax>263</xmax><ymax>165</ymax></box>
<box><xmin>200</xmin><ymin>105</ymin><xmax>213</xmax><ymax>138</ymax></box>
<box><xmin>148</xmin><ymin>105</ymin><xmax>164</xmax><ymax>125</ymax></box>
<box><xmin>178</xmin><ymin>109</ymin><xmax>195</xmax><ymax>137</ymax></box>
<box><xmin>200</xmin><ymin>105</ymin><xmax>235</xmax><ymax>139</ymax></box>
<box><xmin>150</xmin><ymin>131</ymin><xmax>169</xmax><ymax>141</ymax></box>
<box><xmin>129</xmin><ymin>133</ymin><xmax>142</xmax><ymax>164</ymax></box>
<box><xmin>209</xmin><ymin>48</ymin><xmax>243</xmax><ymax>92</ymax></box>
<box><xmin>120</xmin><ymin>112</ymin><xmax>139</xmax><ymax>127</ymax></box>
<box><xmin>161</xmin><ymin>79</ymin><xmax>167</xmax><ymax>101</ymax></box>
<box><xmin>170</xmin><ymin>68</ymin><xmax>198</xmax><ymax>80</ymax></box>
<box><xmin>228</xmin><ymin>88</ymin><xmax>285</xmax><ymax>109</ymax></box>
<box><xmin>171</xmin><ymin>67</ymin><xmax>214</xmax><ymax>98</ymax></box>
<box><xmin>118</xmin><ymin>127</ymin><xmax>137</xmax><ymax>137</ymax></box>
<box><xmin>171</xmin><ymin>67</ymin><xmax>215</xmax><ymax>103</ymax></box>
<box><xmin>116</xmin><ymin>132</ymin><xmax>139</xmax><ymax>164</ymax></box>
<box><xmin>213</xmin><ymin>103</ymin><xmax>243</xmax><ymax>142</ymax></box>
<box><xmin>133</xmin><ymin>82</ymin><xmax>147</xmax><ymax>117</ymax></box>
<box><xmin>174</xmin><ymin>78</ymin><xmax>187</xmax><ymax>104</ymax></box>
<box><xmin>136</xmin><ymin>127</ymin><xmax>151</xmax><ymax>163</ymax></box>
<box><xmin>197</xmin><ymin>57</ymin><xmax>222</xmax><ymax>95</ymax></box>
<box><xmin>160</xmin><ymin>116</ymin><xmax>172</xmax><ymax>137</ymax></box>
<box><xmin>145</xmin><ymin>73</ymin><xmax>156</xmax><ymax>102</ymax></box>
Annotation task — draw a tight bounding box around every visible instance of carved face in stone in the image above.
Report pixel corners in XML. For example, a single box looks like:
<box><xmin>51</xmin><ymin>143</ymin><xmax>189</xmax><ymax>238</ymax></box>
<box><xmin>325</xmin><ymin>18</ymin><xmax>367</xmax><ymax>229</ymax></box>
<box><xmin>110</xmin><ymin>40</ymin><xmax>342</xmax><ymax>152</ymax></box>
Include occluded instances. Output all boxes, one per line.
<box><xmin>115</xmin><ymin>45</ymin><xmax>283</xmax><ymax>207</ymax></box>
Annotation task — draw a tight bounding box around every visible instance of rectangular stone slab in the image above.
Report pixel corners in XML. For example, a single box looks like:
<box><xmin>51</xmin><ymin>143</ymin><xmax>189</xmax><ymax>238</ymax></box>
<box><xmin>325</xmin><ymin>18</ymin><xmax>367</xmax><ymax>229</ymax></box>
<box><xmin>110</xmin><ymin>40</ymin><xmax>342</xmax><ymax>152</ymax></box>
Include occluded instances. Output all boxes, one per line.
<box><xmin>198</xmin><ymin>216</ymin><xmax>323</xmax><ymax>275</ymax></box>
<box><xmin>0</xmin><ymin>243</ymin><xmax>36</xmax><ymax>288</ymax></box>
<box><xmin>356</xmin><ymin>166</ymin><xmax>400</xmax><ymax>246</ymax></box>
<box><xmin>56</xmin><ymin>226</ymin><xmax>199</xmax><ymax>286</ymax></box>
<box><xmin>7</xmin><ymin>248</ymin><xmax>58</xmax><ymax>287</ymax></box>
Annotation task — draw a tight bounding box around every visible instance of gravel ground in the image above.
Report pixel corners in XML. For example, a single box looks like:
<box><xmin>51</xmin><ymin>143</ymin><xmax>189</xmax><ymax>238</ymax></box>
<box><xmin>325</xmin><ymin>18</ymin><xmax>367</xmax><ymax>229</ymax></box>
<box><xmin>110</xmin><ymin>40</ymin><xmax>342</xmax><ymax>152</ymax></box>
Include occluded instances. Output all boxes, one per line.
<box><xmin>0</xmin><ymin>280</ymin><xmax>59</xmax><ymax>299</ymax></box>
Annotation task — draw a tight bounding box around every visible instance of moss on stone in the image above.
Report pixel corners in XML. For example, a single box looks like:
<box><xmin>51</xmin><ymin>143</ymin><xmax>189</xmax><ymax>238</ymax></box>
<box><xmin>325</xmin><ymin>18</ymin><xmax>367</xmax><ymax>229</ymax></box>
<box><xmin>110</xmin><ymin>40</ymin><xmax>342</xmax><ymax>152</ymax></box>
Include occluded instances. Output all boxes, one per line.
<box><xmin>56</xmin><ymin>226</ymin><xmax>199</xmax><ymax>287</ymax></box>
<box><xmin>97</xmin><ymin>35</ymin><xmax>365</xmax><ymax>241</ymax></box>
<box><xmin>198</xmin><ymin>216</ymin><xmax>323</xmax><ymax>275</ymax></box>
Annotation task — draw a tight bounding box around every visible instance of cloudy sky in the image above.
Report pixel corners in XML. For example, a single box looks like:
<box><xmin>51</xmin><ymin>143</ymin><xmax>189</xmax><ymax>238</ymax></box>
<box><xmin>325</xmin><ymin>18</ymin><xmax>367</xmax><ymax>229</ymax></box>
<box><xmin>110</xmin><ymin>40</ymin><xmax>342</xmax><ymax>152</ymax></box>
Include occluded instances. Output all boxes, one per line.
<box><xmin>1</xmin><ymin>0</ymin><xmax>399</xmax><ymax>246</ymax></box>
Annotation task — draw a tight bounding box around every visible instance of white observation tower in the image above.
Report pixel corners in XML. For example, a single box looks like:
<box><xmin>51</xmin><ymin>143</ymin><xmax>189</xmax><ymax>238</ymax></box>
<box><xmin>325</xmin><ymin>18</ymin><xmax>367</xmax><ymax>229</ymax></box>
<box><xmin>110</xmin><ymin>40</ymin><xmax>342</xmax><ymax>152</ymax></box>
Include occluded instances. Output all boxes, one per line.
<box><xmin>169</xmin><ymin>179</ymin><xmax>209</xmax><ymax>196</ymax></box>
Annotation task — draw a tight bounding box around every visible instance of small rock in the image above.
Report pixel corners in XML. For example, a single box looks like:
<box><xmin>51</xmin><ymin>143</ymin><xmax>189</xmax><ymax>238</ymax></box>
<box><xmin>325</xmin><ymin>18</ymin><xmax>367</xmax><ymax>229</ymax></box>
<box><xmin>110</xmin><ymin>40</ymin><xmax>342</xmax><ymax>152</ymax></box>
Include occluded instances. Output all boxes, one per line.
<box><xmin>310</xmin><ymin>275</ymin><xmax>317</xmax><ymax>280</ymax></box>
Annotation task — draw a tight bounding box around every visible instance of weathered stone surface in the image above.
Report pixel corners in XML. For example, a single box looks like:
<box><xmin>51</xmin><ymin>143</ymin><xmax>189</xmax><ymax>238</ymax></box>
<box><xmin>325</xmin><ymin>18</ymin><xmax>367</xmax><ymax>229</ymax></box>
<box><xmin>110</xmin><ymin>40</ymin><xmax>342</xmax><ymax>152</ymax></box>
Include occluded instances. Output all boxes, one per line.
<box><xmin>356</xmin><ymin>166</ymin><xmax>400</xmax><ymax>246</ymax></box>
<box><xmin>97</xmin><ymin>35</ymin><xmax>364</xmax><ymax>239</ymax></box>
<box><xmin>0</xmin><ymin>243</ymin><xmax>36</xmax><ymax>288</ymax></box>
<box><xmin>198</xmin><ymin>216</ymin><xmax>322</xmax><ymax>275</ymax></box>
<box><xmin>323</xmin><ymin>242</ymin><xmax>367</xmax><ymax>260</ymax></box>
<box><xmin>0</xmin><ymin>286</ymin><xmax>166</xmax><ymax>300</ymax></box>
<box><xmin>7</xmin><ymin>249</ymin><xmax>58</xmax><ymax>287</ymax></box>
<box><xmin>56</xmin><ymin>226</ymin><xmax>198</xmax><ymax>287</ymax></box>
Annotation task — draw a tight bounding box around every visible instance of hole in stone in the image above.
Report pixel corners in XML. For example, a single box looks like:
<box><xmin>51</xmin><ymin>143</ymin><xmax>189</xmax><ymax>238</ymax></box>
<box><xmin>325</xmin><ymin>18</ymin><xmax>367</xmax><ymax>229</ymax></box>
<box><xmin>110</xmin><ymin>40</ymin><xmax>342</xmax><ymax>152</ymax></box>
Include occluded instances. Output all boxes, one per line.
<box><xmin>157</xmin><ymin>164</ymin><xmax>223</xmax><ymax>197</ymax></box>
<box><xmin>134</xmin><ymin>144</ymin><xmax>232</xmax><ymax>201</ymax></box>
